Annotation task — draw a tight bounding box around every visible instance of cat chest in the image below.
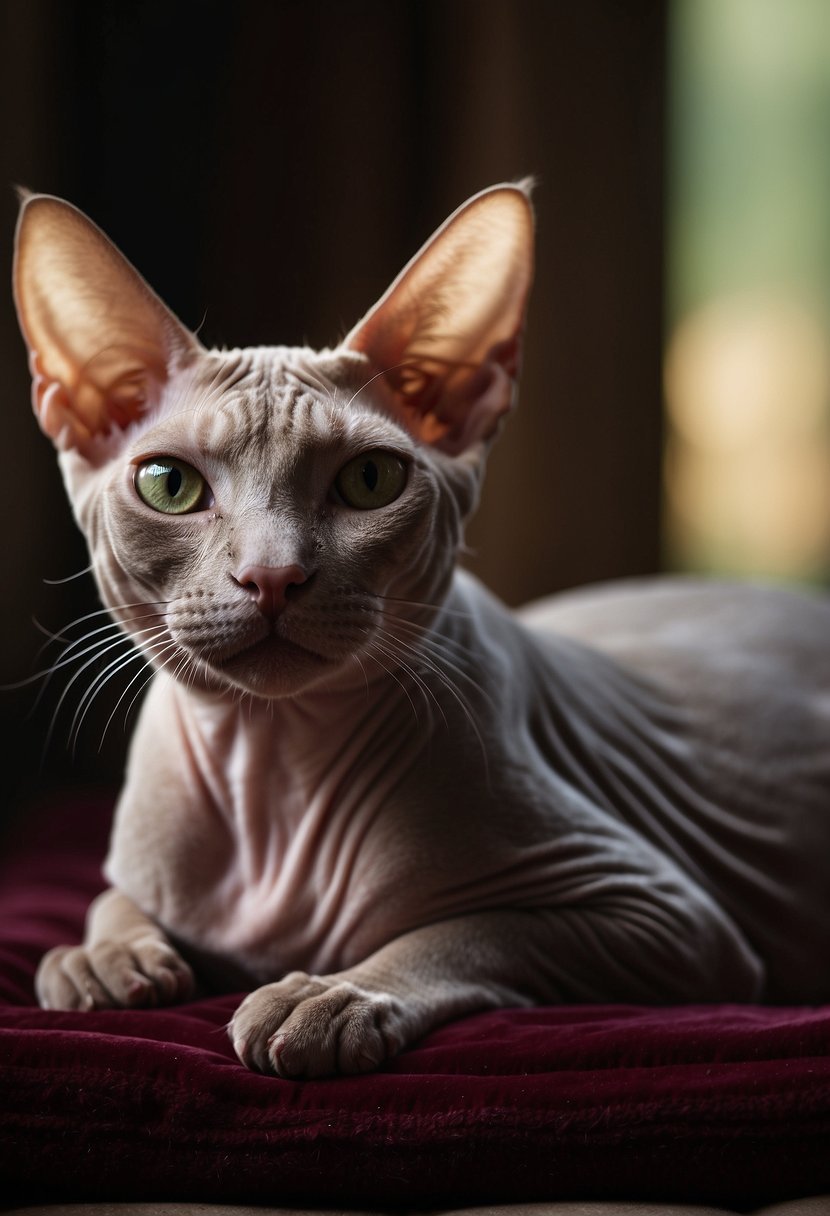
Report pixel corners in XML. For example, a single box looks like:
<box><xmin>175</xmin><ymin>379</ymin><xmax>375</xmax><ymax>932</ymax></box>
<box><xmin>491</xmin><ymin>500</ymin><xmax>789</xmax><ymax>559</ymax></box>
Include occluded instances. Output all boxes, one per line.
<box><xmin>104</xmin><ymin>741</ymin><xmax>428</xmax><ymax>979</ymax></box>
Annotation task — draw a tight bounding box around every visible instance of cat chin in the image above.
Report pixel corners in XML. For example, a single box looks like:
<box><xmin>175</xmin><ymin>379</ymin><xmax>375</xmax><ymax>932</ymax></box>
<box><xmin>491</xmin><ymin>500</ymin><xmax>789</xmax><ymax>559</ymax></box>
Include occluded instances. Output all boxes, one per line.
<box><xmin>196</xmin><ymin>634</ymin><xmax>335</xmax><ymax>700</ymax></box>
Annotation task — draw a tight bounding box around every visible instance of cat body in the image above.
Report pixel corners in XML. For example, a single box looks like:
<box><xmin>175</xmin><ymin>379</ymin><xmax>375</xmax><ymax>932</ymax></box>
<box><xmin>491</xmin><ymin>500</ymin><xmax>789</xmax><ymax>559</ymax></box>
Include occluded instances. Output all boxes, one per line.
<box><xmin>13</xmin><ymin>185</ymin><xmax>830</xmax><ymax>1077</ymax></box>
<box><xmin>109</xmin><ymin>565</ymin><xmax>830</xmax><ymax>1005</ymax></box>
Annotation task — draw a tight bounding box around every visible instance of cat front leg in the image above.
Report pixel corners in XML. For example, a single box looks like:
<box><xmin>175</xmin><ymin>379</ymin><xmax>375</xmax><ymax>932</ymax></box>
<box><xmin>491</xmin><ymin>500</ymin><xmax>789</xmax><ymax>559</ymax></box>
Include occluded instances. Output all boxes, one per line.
<box><xmin>35</xmin><ymin>887</ymin><xmax>195</xmax><ymax>1010</ymax></box>
<box><xmin>229</xmin><ymin>888</ymin><xmax>763</xmax><ymax>1078</ymax></box>
<box><xmin>229</xmin><ymin>911</ymin><xmax>552</xmax><ymax>1078</ymax></box>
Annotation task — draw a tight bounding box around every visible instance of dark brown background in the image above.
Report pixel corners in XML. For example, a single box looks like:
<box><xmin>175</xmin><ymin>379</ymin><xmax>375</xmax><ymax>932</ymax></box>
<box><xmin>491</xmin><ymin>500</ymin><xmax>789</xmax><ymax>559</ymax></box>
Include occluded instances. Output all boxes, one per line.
<box><xmin>0</xmin><ymin>0</ymin><xmax>666</xmax><ymax>812</ymax></box>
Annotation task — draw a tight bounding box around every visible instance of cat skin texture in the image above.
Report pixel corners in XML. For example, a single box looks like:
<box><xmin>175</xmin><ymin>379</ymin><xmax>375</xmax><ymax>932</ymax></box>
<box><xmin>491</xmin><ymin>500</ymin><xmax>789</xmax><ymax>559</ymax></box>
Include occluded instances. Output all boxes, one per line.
<box><xmin>13</xmin><ymin>184</ymin><xmax>830</xmax><ymax>1078</ymax></box>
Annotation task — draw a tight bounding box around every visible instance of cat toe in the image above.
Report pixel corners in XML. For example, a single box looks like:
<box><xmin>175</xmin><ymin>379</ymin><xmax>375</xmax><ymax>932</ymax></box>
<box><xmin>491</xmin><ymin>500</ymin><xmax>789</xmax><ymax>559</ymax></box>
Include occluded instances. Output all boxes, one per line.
<box><xmin>36</xmin><ymin>944</ymin><xmax>118</xmax><ymax>1011</ymax></box>
<box><xmin>129</xmin><ymin>937</ymin><xmax>195</xmax><ymax>1003</ymax></box>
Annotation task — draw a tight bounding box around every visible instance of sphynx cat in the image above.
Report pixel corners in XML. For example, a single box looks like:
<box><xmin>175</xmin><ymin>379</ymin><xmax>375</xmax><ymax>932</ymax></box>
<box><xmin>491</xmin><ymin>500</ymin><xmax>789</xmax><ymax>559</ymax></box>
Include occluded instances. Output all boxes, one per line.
<box><xmin>12</xmin><ymin>183</ymin><xmax>830</xmax><ymax>1078</ymax></box>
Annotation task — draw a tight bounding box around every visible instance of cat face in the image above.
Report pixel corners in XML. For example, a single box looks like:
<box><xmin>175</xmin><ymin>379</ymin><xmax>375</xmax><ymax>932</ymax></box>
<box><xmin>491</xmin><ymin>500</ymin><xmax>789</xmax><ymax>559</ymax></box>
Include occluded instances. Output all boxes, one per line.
<box><xmin>83</xmin><ymin>346</ymin><xmax>481</xmax><ymax>698</ymax></box>
<box><xmin>13</xmin><ymin>186</ymin><xmax>534</xmax><ymax>699</ymax></box>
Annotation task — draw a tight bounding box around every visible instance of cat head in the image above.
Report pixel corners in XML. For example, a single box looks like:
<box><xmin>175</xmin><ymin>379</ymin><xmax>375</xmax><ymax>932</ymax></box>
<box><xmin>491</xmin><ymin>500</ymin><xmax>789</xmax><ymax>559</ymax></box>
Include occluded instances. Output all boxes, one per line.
<box><xmin>13</xmin><ymin>185</ymin><xmax>534</xmax><ymax>699</ymax></box>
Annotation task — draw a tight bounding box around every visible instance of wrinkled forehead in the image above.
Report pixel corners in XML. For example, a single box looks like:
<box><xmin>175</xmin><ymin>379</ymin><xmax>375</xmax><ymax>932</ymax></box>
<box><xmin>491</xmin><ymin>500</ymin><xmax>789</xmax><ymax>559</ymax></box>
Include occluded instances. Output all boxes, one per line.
<box><xmin>135</xmin><ymin>346</ymin><xmax>409</xmax><ymax>464</ymax></box>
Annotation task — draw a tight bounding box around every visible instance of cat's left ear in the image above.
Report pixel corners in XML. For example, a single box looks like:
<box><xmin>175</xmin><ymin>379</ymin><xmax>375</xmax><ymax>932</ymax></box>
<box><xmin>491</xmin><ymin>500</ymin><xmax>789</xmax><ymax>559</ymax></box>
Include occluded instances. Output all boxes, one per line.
<box><xmin>13</xmin><ymin>192</ymin><xmax>204</xmax><ymax>453</ymax></box>
<box><xmin>344</xmin><ymin>181</ymin><xmax>534</xmax><ymax>454</ymax></box>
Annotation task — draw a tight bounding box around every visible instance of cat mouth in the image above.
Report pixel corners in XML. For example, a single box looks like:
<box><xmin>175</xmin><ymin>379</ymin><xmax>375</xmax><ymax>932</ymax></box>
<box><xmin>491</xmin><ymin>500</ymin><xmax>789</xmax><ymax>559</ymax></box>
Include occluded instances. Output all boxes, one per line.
<box><xmin>234</xmin><ymin>632</ymin><xmax>324</xmax><ymax>662</ymax></box>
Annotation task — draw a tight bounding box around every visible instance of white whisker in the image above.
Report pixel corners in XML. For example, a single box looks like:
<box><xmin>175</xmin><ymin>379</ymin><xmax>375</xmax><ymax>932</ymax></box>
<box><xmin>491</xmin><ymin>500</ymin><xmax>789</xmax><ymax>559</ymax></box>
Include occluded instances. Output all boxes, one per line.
<box><xmin>96</xmin><ymin>637</ymin><xmax>180</xmax><ymax>752</ymax></box>
<box><xmin>361</xmin><ymin>640</ymin><xmax>426</xmax><ymax>730</ymax></box>
<box><xmin>42</xmin><ymin>564</ymin><xmax>94</xmax><ymax>585</ymax></box>
<box><xmin>365</xmin><ymin>636</ymin><xmax>428</xmax><ymax>727</ymax></box>
<box><xmin>71</xmin><ymin>647</ymin><xmax>148</xmax><ymax>757</ymax></box>
<box><xmin>120</xmin><ymin>637</ymin><xmax>199</xmax><ymax>746</ymax></box>
<box><xmin>10</xmin><ymin>604</ymin><xmax>168</xmax><ymax>693</ymax></box>
<box><xmin>19</xmin><ymin>623</ymin><xmax>164</xmax><ymax>738</ymax></box>
<box><xmin>382</xmin><ymin>611</ymin><xmax>487</xmax><ymax>671</ymax></box>
<box><xmin>373</xmin><ymin>624</ymin><xmax>492</xmax><ymax>790</ymax></box>
<box><xmin>364</xmin><ymin>629</ymin><xmax>449</xmax><ymax>733</ymax></box>
<box><xmin>377</xmin><ymin>592</ymin><xmax>474</xmax><ymax>620</ymax></box>
<box><xmin>351</xmin><ymin>653</ymin><xmax>371</xmax><ymax>697</ymax></box>
<box><xmin>343</xmin><ymin>361</ymin><xmax>415</xmax><ymax>412</ymax></box>
<box><xmin>43</xmin><ymin>624</ymin><xmax>164</xmax><ymax>758</ymax></box>
<box><xmin>69</xmin><ymin>626</ymin><xmax>169</xmax><ymax>754</ymax></box>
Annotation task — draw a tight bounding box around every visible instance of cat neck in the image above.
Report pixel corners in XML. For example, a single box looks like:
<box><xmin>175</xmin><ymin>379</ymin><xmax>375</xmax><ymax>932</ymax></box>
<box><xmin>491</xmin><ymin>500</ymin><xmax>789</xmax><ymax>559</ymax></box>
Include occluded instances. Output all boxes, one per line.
<box><xmin>141</xmin><ymin>653</ymin><xmax>429</xmax><ymax>838</ymax></box>
<box><xmin>162</xmin><ymin>643</ymin><xmax>428</xmax><ymax>765</ymax></box>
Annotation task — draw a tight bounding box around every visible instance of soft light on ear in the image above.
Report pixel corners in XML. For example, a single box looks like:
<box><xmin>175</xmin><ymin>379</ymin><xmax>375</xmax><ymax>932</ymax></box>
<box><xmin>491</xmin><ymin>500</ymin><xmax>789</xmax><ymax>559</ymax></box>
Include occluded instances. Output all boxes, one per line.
<box><xmin>344</xmin><ymin>181</ymin><xmax>535</xmax><ymax>454</ymax></box>
<box><xmin>12</xmin><ymin>193</ymin><xmax>204</xmax><ymax>453</ymax></box>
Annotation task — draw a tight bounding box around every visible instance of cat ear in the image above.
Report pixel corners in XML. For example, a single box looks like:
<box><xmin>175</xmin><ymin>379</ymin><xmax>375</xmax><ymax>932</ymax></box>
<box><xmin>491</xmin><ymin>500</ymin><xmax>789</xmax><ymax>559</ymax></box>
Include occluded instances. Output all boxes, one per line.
<box><xmin>344</xmin><ymin>181</ymin><xmax>534</xmax><ymax>454</ymax></box>
<box><xmin>13</xmin><ymin>192</ymin><xmax>204</xmax><ymax>453</ymax></box>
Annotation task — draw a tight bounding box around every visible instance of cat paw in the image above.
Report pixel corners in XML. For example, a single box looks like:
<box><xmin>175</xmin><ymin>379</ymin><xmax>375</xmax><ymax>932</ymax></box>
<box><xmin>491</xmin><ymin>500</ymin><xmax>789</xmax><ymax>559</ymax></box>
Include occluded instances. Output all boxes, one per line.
<box><xmin>35</xmin><ymin>936</ymin><xmax>195</xmax><ymax>1010</ymax></box>
<box><xmin>229</xmin><ymin>972</ymin><xmax>407</xmax><ymax>1078</ymax></box>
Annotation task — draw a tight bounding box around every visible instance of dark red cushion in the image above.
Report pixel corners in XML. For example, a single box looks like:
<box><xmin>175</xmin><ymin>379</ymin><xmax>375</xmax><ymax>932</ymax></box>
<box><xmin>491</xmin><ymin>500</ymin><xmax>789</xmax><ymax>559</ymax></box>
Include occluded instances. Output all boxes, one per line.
<box><xmin>1</xmin><ymin>789</ymin><xmax>829</xmax><ymax>1207</ymax></box>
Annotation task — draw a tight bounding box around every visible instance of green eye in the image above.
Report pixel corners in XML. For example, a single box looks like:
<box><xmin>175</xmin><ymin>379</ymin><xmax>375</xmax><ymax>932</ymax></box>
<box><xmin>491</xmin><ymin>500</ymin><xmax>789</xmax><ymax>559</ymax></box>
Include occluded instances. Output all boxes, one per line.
<box><xmin>334</xmin><ymin>450</ymin><xmax>407</xmax><ymax>510</ymax></box>
<box><xmin>135</xmin><ymin>458</ymin><xmax>207</xmax><ymax>515</ymax></box>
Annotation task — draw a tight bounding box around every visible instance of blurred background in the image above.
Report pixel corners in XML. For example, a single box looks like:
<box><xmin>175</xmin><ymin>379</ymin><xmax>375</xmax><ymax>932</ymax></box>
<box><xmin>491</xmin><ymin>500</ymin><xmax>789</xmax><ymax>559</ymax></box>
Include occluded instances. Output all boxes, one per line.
<box><xmin>1</xmin><ymin>0</ymin><xmax>829</xmax><ymax>817</ymax></box>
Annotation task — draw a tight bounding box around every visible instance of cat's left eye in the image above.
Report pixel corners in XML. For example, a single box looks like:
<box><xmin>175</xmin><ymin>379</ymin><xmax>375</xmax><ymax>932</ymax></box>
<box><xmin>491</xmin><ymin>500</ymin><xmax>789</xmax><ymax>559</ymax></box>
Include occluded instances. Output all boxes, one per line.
<box><xmin>135</xmin><ymin>457</ymin><xmax>208</xmax><ymax>515</ymax></box>
<box><xmin>334</xmin><ymin>450</ymin><xmax>407</xmax><ymax>510</ymax></box>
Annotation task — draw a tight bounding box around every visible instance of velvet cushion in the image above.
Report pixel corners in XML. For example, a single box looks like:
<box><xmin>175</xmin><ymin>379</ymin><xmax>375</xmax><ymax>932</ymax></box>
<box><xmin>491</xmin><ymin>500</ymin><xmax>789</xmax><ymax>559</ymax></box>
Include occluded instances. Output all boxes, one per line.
<box><xmin>0</xmin><ymin>789</ymin><xmax>828</xmax><ymax>1208</ymax></box>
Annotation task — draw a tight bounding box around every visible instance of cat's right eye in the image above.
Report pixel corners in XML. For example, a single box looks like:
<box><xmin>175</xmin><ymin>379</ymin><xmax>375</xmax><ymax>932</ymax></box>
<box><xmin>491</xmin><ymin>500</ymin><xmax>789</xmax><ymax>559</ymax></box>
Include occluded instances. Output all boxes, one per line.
<box><xmin>134</xmin><ymin>458</ymin><xmax>208</xmax><ymax>515</ymax></box>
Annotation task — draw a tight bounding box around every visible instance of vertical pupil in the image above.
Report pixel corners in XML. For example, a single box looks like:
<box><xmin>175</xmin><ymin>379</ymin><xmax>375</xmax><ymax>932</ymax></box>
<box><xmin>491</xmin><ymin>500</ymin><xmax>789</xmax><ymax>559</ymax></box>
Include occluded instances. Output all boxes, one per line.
<box><xmin>166</xmin><ymin>467</ymin><xmax>182</xmax><ymax>497</ymax></box>
<box><xmin>363</xmin><ymin>461</ymin><xmax>379</xmax><ymax>492</ymax></box>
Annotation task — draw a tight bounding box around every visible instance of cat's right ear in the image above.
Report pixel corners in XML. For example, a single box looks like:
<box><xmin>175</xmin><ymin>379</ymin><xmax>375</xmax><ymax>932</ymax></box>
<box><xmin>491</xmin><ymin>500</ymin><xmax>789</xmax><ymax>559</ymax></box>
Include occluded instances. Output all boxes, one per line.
<box><xmin>13</xmin><ymin>193</ymin><xmax>203</xmax><ymax>453</ymax></box>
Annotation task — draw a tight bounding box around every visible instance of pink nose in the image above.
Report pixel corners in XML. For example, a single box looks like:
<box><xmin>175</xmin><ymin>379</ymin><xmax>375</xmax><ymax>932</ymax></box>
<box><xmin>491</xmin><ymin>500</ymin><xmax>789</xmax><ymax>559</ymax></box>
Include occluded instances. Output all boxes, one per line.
<box><xmin>234</xmin><ymin>564</ymin><xmax>310</xmax><ymax>619</ymax></box>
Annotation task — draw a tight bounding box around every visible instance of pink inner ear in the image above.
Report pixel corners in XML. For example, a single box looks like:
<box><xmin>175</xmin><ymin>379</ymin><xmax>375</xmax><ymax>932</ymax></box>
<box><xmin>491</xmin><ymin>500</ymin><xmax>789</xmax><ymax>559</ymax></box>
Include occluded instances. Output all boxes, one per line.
<box><xmin>377</xmin><ymin>336</ymin><xmax>523</xmax><ymax>454</ymax></box>
<box><xmin>342</xmin><ymin>185</ymin><xmax>534</xmax><ymax>453</ymax></box>
<box><xmin>30</xmin><ymin>344</ymin><xmax>163</xmax><ymax>451</ymax></box>
<box><xmin>13</xmin><ymin>193</ymin><xmax>204</xmax><ymax>452</ymax></box>
<box><xmin>35</xmin><ymin>379</ymin><xmax>84</xmax><ymax>450</ymax></box>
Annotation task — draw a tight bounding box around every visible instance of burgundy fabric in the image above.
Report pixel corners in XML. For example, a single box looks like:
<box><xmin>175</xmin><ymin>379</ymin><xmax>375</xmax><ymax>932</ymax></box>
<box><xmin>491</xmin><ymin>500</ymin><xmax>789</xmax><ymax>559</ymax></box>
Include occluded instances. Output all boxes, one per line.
<box><xmin>1</xmin><ymin>790</ymin><xmax>829</xmax><ymax>1207</ymax></box>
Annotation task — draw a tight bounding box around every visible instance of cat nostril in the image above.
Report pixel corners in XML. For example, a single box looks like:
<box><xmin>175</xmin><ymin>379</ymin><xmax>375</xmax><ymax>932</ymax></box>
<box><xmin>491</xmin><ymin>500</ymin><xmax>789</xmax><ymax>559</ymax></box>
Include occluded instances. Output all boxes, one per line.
<box><xmin>234</xmin><ymin>564</ymin><xmax>311</xmax><ymax>619</ymax></box>
<box><xmin>284</xmin><ymin>578</ymin><xmax>308</xmax><ymax>602</ymax></box>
